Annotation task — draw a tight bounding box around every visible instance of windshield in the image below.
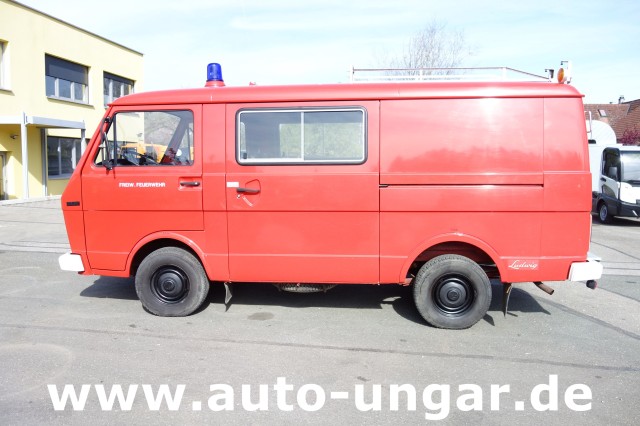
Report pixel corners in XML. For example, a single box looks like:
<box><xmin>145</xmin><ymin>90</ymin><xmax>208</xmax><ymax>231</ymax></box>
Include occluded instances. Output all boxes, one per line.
<box><xmin>622</xmin><ymin>152</ymin><xmax>640</xmax><ymax>183</ymax></box>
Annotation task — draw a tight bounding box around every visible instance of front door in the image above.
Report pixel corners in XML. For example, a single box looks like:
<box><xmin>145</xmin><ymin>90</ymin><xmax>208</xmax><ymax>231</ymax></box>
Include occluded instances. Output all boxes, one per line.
<box><xmin>225</xmin><ymin>101</ymin><xmax>380</xmax><ymax>284</ymax></box>
<box><xmin>81</xmin><ymin>105</ymin><xmax>203</xmax><ymax>272</ymax></box>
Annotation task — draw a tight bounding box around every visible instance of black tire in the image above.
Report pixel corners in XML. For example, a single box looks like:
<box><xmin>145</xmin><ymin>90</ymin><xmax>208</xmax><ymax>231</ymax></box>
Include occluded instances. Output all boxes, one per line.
<box><xmin>598</xmin><ymin>202</ymin><xmax>612</xmax><ymax>224</ymax></box>
<box><xmin>413</xmin><ymin>254</ymin><xmax>491</xmax><ymax>329</ymax></box>
<box><xmin>135</xmin><ymin>247</ymin><xmax>209</xmax><ymax>316</ymax></box>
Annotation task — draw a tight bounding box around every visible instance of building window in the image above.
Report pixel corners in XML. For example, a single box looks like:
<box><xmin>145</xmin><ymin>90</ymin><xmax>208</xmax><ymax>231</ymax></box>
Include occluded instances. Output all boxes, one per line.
<box><xmin>45</xmin><ymin>54</ymin><xmax>88</xmax><ymax>103</ymax></box>
<box><xmin>0</xmin><ymin>40</ymin><xmax>7</xmax><ymax>89</ymax></box>
<box><xmin>104</xmin><ymin>72</ymin><xmax>133</xmax><ymax>106</ymax></box>
<box><xmin>47</xmin><ymin>137</ymin><xmax>83</xmax><ymax>178</ymax></box>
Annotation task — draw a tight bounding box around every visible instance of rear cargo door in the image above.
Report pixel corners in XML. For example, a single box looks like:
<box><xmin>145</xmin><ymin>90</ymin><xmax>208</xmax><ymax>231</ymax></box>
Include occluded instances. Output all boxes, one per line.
<box><xmin>225</xmin><ymin>101</ymin><xmax>380</xmax><ymax>283</ymax></box>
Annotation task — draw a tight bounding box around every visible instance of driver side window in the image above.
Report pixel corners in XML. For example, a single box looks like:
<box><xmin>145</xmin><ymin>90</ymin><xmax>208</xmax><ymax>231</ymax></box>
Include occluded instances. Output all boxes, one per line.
<box><xmin>94</xmin><ymin>110</ymin><xmax>194</xmax><ymax>167</ymax></box>
<box><xmin>602</xmin><ymin>150</ymin><xmax>620</xmax><ymax>180</ymax></box>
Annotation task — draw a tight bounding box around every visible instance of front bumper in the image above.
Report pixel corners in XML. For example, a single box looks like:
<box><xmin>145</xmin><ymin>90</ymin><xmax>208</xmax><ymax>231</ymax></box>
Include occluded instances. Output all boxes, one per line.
<box><xmin>619</xmin><ymin>201</ymin><xmax>640</xmax><ymax>218</ymax></box>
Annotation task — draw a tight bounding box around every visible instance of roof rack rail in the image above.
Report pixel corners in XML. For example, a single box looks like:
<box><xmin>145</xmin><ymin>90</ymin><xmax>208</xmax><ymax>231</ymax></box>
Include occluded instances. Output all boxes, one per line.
<box><xmin>349</xmin><ymin>66</ymin><xmax>551</xmax><ymax>83</ymax></box>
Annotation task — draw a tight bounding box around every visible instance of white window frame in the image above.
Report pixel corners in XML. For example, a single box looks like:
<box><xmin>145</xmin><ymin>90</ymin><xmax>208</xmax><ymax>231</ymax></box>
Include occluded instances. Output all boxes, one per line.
<box><xmin>45</xmin><ymin>55</ymin><xmax>89</xmax><ymax>104</ymax></box>
<box><xmin>46</xmin><ymin>76</ymin><xmax>88</xmax><ymax>103</ymax></box>
<box><xmin>0</xmin><ymin>40</ymin><xmax>9</xmax><ymax>90</ymax></box>
<box><xmin>103</xmin><ymin>72</ymin><xmax>134</xmax><ymax>106</ymax></box>
<box><xmin>47</xmin><ymin>136</ymin><xmax>84</xmax><ymax>179</ymax></box>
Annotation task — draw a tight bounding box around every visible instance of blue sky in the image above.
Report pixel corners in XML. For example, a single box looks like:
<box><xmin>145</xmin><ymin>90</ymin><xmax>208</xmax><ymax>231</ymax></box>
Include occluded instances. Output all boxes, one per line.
<box><xmin>18</xmin><ymin>0</ymin><xmax>640</xmax><ymax>104</ymax></box>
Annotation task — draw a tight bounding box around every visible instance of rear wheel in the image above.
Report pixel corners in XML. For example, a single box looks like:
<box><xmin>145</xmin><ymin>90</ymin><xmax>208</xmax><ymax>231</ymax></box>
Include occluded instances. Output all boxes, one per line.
<box><xmin>413</xmin><ymin>254</ymin><xmax>491</xmax><ymax>329</ymax></box>
<box><xmin>135</xmin><ymin>247</ymin><xmax>209</xmax><ymax>316</ymax></box>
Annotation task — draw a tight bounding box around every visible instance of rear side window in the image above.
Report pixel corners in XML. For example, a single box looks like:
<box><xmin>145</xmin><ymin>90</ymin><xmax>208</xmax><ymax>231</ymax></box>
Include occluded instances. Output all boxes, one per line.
<box><xmin>237</xmin><ymin>108</ymin><xmax>366</xmax><ymax>164</ymax></box>
<box><xmin>95</xmin><ymin>110</ymin><xmax>194</xmax><ymax>167</ymax></box>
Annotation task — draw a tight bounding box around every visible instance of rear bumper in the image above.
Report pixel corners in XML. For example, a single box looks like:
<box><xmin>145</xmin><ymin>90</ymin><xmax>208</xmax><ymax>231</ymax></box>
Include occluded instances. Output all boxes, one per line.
<box><xmin>568</xmin><ymin>252</ymin><xmax>603</xmax><ymax>282</ymax></box>
<box><xmin>59</xmin><ymin>252</ymin><xmax>85</xmax><ymax>272</ymax></box>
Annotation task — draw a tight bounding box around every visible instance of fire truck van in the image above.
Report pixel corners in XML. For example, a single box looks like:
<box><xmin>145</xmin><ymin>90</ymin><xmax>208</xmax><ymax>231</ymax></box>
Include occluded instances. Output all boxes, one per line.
<box><xmin>59</xmin><ymin>63</ymin><xmax>602</xmax><ymax>329</ymax></box>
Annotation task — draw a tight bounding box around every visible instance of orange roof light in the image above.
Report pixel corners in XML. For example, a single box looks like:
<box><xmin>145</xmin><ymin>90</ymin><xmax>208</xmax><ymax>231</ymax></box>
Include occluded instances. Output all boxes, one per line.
<box><xmin>557</xmin><ymin>61</ymin><xmax>572</xmax><ymax>84</ymax></box>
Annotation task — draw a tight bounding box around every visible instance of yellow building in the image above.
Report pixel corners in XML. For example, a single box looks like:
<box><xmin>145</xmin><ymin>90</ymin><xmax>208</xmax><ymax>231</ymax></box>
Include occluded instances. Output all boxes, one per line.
<box><xmin>0</xmin><ymin>0</ymin><xmax>143</xmax><ymax>200</ymax></box>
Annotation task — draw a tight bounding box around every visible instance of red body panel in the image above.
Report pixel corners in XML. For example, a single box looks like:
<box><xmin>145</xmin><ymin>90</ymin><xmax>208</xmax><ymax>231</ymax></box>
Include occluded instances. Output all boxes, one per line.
<box><xmin>380</xmin><ymin>98</ymin><xmax>544</xmax><ymax>185</ymax></box>
<box><xmin>60</xmin><ymin>80</ymin><xmax>591</xmax><ymax>286</ymax></box>
<box><xmin>201</xmin><ymin>104</ymin><xmax>229</xmax><ymax>281</ymax></box>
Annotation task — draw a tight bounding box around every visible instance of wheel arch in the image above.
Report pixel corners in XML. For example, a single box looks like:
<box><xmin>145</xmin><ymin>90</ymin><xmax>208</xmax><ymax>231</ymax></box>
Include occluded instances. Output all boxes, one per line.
<box><xmin>126</xmin><ymin>233</ymin><xmax>210</xmax><ymax>279</ymax></box>
<box><xmin>401</xmin><ymin>234</ymin><xmax>502</xmax><ymax>282</ymax></box>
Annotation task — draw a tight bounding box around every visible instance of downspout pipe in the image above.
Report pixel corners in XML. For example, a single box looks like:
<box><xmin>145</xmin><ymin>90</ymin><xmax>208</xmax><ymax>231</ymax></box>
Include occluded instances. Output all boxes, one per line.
<box><xmin>21</xmin><ymin>112</ymin><xmax>28</xmax><ymax>199</ymax></box>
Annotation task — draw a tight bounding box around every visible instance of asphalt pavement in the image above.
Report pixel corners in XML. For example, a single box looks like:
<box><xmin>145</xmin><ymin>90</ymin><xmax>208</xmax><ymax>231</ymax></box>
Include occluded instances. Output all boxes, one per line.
<box><xmin>0</xmin><ymin>197</ymin><xmax>70</xmax><ymax>254</ymax></box>
<box><xmin>1</xmin><ymin>198</ymin><xmax>639</xmax><ymax>425</ymax></box>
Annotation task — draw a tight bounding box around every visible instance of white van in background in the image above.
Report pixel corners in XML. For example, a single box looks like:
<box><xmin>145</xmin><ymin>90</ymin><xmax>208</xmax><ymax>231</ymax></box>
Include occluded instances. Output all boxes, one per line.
<box><xmin>588</xmin><ymin>120</ymin><xmax>640</xmax><ymax>223</ymax></box>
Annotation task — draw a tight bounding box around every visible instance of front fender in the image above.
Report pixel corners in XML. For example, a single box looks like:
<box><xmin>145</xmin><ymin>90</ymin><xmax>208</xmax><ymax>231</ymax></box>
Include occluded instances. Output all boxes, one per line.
<box><xmin>125</xmin><ymin>231</ymin><xmax>208</xmax><ymax>277</ymax></box>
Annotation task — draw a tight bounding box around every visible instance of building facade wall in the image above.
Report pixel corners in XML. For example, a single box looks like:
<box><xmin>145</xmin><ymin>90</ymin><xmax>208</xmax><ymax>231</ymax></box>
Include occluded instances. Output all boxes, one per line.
<box><xmin>0</xmin><ymin>0</ymin><xmax>143</xmax><ymax>199</ymax></box>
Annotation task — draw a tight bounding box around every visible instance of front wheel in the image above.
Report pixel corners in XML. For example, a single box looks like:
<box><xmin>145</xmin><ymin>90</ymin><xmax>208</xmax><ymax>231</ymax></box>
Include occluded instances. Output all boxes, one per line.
<box><xmin>135</xmin><ymin>247</ymin><xmax>209</xmax><ymax>316</ymax></box>
<box><xmin>598</xmin><ymin>202</ymin><xmax>612</xmax><ymax>224</ymax></box>
<box><xmin>413</xmin><ymin>254</ymin><xmax>491</xmax><ymax>329</ymax></box>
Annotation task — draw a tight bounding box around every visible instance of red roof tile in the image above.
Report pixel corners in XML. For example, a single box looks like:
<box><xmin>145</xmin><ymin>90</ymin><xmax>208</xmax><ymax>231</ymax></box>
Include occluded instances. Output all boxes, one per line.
<box><xmin>585</xmin><ymin>100</ymin><xmax>640</xmax><ymax>143</ymax></box>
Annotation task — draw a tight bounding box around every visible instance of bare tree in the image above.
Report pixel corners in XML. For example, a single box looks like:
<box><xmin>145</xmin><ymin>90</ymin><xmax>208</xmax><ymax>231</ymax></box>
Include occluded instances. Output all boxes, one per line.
<box><xmin>379</xmin><ymin>21</ymin><xmax>473</xmax><ymax>75</ymax></box>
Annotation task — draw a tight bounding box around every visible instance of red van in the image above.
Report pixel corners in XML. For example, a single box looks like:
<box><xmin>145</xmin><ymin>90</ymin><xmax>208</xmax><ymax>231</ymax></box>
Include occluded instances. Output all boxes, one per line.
<box><xmin>59</xmin><ymin>64</ymin><xmax>602</xmax><ymax>329</ymax></box>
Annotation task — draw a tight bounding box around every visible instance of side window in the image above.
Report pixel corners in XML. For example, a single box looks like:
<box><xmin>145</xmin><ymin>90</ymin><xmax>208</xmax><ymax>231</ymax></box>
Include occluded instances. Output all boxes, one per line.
<box><xmin>602</xmin><ymin>150</ymin><xmax>620</xmax><ymax>180</ymax></box>
<box><xmin>103</xmin><ymin>72</ymin><xmax>134</xmax><ymax>107</ymax></box>
<box><xmin>45</xmin><ymin>54</ymin><xmax>88</xmax><ymax>103</ymax></box>
<box><xmin>237</xmin><ymin>108</ymin><xmax>366</xmax><ymax>164</ymax></box>
<box><xmin>47</xmin><ymin>136</ymin><xmax>83</xmax><ymax>178</ymax></box>
<box><xmin>0</xmin><ymin>40</ymin><xmax>8</xmax><ymax>90</ymax></box>
<box><xmin>95</xmin><ymin>110</ymin><xmax>194</xmax><ymax>167</ymax></box>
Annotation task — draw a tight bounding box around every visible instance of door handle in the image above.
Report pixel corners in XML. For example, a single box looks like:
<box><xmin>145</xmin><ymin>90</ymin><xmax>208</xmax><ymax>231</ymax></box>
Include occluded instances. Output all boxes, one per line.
<box><xmin>180</xmin><ymin>181</ymin><xmax>201</xmax><ymax>187</ymax></box>
<box><xmin>236</xmin><ymin>187</ymin><xmax>260</xmax><ymax>194</ymax></box>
